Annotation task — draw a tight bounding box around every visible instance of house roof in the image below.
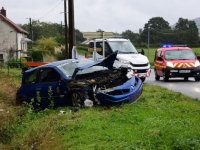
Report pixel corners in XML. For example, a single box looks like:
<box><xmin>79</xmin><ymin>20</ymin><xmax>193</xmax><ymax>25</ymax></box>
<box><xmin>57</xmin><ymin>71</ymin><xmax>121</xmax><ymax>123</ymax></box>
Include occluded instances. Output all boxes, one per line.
<box><xmin>0</xmin><ymin>13</ymin><xmax>28</xmax><ymax>34</ymax></box>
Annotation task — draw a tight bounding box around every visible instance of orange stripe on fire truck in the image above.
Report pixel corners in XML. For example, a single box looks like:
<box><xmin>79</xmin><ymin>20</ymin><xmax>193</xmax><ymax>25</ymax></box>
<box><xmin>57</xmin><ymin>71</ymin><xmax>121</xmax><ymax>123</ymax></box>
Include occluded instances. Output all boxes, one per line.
<box><xmin>173</xmin><ymin>63</ymin><xmax>178</xmax><ymax>67</ymax></box>
<box><xmin>185</xmin><ymin>63</ymin><xmax>191</xmax><ymax>67</ymax></box>
<box><xmin>190</xmin><ymin>63</ymin><xmax>195</xmax><ymax>67</ymax></box>
<box><xmin>173</xmin><ymin>62</ymin><xmax>194</xmax><ymax>68</ymax></box>
<box><xmin>178</xmin><ymin>63</ymin><xmax>183</xmax><ymax>68</ymax></box>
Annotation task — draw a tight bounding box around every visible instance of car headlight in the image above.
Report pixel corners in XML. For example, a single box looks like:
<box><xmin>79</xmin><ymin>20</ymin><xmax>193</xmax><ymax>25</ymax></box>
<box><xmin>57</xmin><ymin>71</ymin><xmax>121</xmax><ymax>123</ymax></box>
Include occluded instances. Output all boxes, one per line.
<box><xmin>166</xmin><ymin>62</ymin><xmax>174</xmax><ymax>68</ymax></box>
<box><xmin>118</xmin><ymin>59</ymin><xmax>130</xmax><ymax>64</ymax></box>
<box><xmin>195</xmin><ymin>61</ymin><xmax>200</xmax><ymax>67</ymax></box>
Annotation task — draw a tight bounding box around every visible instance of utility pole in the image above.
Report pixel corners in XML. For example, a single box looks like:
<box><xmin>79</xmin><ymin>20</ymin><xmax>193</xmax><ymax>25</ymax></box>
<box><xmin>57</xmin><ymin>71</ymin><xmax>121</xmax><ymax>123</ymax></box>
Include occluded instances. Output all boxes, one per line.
<box><xmin>68</xmin><ymin>0</ymin><xmax>75</xmax><ymax>59</ymax></box>
<box><xmin>29</xmin><ymin>18</ymin><xmax>32</xmax><ymax>48</ymax></box>
<box><xmin>60</xmin><ymin>21</ymin><xmax>63</xmax><ymax>35</ymax></box>
<box><xmin>148</xmin><ymin>26</ymin><xmax>150</xmax><ymax>59</ymax></box>
<box><xmin>64</xmin><ymin>0</ymin><xmax>69</xmax><ymax>59</ymax></box>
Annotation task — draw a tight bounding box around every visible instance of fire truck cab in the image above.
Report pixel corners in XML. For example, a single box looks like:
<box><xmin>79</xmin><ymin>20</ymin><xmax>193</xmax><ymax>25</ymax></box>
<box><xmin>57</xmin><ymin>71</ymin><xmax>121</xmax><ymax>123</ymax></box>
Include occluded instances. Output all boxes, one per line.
<box><xmin>154</xmin><ymin>45</ymin><xmax>200</xmax><ymax>81</ymax></box>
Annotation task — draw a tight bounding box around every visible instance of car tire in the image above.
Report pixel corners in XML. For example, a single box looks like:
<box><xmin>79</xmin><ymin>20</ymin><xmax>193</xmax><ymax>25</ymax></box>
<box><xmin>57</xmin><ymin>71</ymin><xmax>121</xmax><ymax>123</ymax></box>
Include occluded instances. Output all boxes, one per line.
<box><xmin>155</xmin><ymin>70</ymin><xmax>160</xmax><ymax>81</ymax></box>
<box><xmin>140</xmin><ymin>78</ymin><xmax>145</xmax><ymax>82</ymax></box>
<box><xmin>194</xmin><ymin>77</ymin><xmax>200</xmax><ymax>81</ymax></box>
<box><xmin>71</xmin><ymin>91</ymin><xmax>84</xmax><ymax>107</ymax></box>
<box><xmin>16</xmin><ymin>97</ymin><xmax>25</xmax><ymax>105</ymax></box>
<box><xmin>163</xmin><ymin>71</ymin><xmax>169</xmax><ymax>82</ymax></box>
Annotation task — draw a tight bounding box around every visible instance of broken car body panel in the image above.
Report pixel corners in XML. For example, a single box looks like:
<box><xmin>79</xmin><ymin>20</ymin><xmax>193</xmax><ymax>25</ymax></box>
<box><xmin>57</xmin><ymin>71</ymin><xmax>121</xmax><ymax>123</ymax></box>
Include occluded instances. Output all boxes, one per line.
<box><xmin>72</xmin><ymin>51</ymin><xmax>117</xmax><ymax>79</ymax></box>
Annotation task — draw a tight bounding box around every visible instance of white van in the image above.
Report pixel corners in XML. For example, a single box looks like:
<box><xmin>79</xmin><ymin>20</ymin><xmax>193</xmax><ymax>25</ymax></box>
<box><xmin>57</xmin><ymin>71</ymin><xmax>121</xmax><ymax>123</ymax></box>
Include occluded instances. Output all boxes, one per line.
<box><xmin>88</xmin><ymin>38</ymin><xmax>151</xmax><ymax>82</ymax></box>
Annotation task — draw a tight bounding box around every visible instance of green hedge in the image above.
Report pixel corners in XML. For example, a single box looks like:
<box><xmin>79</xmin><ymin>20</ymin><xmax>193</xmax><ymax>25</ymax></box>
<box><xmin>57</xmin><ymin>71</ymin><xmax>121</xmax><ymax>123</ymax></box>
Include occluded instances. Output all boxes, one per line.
<box><xmin>7</xmin><ymin>58</ymin><xmax>27</xmax><ymax>68</ymax></box>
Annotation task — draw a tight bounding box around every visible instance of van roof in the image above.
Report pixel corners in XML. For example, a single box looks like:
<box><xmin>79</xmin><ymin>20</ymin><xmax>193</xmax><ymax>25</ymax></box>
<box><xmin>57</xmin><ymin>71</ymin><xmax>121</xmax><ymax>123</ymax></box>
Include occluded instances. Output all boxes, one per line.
<box><xmin>94</xmin><ymin>38</ymin><xmax>129</xmax><ymax>42</ymax></box>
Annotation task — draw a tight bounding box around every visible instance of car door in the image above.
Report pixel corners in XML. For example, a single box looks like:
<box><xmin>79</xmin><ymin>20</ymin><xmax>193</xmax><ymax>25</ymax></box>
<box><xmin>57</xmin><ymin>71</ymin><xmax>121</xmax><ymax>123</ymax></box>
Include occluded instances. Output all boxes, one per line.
<box><xmin>38</xmin><ymin>67</ymin><xmax>68</xmax><ymax>108</ymax></box>
<box><xmin>21</xmin><ymin>69</ymin><xmax>40</xmax><ymax>103</ymax></box>
<box><xmin>155</xmin><ymin>50</ymin><xmax>164</xmax><ymax>76</ymax></box>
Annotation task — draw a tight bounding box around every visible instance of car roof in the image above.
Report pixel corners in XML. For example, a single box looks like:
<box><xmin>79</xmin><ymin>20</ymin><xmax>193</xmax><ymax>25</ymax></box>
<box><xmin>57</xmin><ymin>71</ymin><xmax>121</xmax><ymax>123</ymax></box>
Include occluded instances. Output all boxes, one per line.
<box><xmin>157</xmin><ymin>46</ymin><xmax>192</xmax><ymax>52</ymax></box>
<box><xmin>25</xmin><ymin>58</ymin><xmax>85</xmax><ymax>73</ymax></box>
<box><xmin>24</xmin><ymin>51</ymin><xmax>118</xmax><ymax>75</ymax></box>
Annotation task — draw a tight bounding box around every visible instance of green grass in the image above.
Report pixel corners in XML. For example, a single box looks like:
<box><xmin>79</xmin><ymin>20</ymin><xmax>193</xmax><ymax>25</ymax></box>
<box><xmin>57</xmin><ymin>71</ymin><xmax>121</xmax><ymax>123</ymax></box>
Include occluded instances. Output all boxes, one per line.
<box><xmin>0</xmin><ymin>67</ymin><xmax>22</xmax><ymax>86</ymax></box>
<box><xmin>0</xmin><ymin>68</ymin><xmax>200</xmax><ymax>149</ymax></box>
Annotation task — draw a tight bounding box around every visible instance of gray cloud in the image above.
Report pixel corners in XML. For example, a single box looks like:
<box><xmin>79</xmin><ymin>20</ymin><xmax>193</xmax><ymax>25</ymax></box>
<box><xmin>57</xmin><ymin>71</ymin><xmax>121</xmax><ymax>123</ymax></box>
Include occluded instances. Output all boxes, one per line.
<box><xmin>2</xmin><ymin>0</ymin><xmax>200</xmax><ymax>33</ymax></box>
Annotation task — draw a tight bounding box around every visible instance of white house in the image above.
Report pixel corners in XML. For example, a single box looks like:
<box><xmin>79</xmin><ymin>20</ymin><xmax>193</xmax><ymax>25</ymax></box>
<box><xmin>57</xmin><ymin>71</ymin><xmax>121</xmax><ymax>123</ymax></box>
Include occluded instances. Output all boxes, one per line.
<box><xmin>0</xmin><ymin>7</ymin><xmax>31</xmax><ymax>63</ymax></box>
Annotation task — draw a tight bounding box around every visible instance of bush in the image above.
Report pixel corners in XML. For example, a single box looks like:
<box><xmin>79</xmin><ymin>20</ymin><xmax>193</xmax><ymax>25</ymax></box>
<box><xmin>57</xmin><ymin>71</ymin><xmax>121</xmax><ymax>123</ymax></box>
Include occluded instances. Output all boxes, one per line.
<box><xmin>7</xmin><ymin>58</ymin><xmax>27</xmax><ymax>68</ymax></box>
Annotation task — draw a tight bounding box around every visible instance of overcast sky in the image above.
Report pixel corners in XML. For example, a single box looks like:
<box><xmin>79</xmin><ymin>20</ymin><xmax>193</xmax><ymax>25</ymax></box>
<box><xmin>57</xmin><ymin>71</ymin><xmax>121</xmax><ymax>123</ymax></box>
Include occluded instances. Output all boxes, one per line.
<box><xmin>1</xmin><ymin>0</ymin><xmax>200</xmax><ymax>33</ymax></box>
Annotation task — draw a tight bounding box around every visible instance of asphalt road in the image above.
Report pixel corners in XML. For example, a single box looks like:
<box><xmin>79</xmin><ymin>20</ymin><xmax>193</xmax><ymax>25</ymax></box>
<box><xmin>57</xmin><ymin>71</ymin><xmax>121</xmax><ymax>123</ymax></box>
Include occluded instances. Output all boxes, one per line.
<box><xmin>144</xmin><ymin>69</ymin><xmax>200</xmax><ymax>100</ymax></box>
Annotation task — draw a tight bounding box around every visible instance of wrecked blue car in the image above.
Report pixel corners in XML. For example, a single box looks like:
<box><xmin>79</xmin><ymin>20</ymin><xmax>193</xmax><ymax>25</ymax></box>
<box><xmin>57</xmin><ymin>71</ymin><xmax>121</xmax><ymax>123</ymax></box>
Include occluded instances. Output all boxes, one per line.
<box><xmin>16</xmin><ymin>51</ymin><xmax>143</xmax><ymax>108</ymax></box>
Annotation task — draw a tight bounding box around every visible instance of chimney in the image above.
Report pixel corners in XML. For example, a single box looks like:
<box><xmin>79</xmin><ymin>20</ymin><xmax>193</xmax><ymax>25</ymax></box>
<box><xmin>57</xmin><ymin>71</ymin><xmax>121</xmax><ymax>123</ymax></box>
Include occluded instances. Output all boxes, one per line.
<box><xmin>1</xmin><ymin>7</ymin><xmax>6</xmax><ymax>17</ymax></box>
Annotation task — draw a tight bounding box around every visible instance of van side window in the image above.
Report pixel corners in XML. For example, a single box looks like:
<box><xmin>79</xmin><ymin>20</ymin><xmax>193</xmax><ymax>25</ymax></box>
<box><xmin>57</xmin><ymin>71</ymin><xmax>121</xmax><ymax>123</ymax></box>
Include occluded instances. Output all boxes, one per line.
<box><xmin>102</xmin><ymin>43</ymin><xmax>112</xmax><ymax>56</ymax></box>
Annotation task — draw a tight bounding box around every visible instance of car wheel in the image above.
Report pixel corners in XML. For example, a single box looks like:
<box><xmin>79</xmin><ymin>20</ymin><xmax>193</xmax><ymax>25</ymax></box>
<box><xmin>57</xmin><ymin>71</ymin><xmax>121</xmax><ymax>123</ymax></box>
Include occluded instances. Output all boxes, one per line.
<box><xmin>71</xmin><ymin>91</ymin><xmax>84</xmax><ymax>107</ymax></box>
<box><xmin>154</xmin><ymin>70</ymin><xmax>160</xmax><ymax>80</ymax></box>
<box><xmin>184</xmin><ymin>77</ymin><xmax>188</xmax><ymax>81</ymax></box>
<box><xmin>163</xmin><ymin>71</ymin><xmax>169</xmax><ymax>82</ymax></box>
<box><xmin>16</xmin><ymin>97</ymin><xmax>25</xmax><ymax>105</ymax></box>
<box><xmin>140</xmin><ymin>78</ymin><xmax>145</xmax><ymax>82</ymax></box>
<box><xmin>194</xmin><ymin>77</ymin><xmax>200</xmax><ymax>81</ymax></box>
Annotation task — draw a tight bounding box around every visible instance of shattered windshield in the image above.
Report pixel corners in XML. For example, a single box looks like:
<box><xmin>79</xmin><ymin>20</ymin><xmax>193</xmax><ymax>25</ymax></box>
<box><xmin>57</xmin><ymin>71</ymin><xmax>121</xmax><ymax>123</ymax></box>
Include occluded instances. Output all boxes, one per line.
<box><xmin>57</xmin><ymin>59</ymin><xmax>108</xmax><ymax>78</ymax></box>
<box><xmin>108</xmin><ymin>41</ymin><xmax>138</xmax><ymax>54</ymax></box>
<box><xmin>165</xmin><ymin>49</ymin><xmax>196</xmax><ymax>60</ymax></box>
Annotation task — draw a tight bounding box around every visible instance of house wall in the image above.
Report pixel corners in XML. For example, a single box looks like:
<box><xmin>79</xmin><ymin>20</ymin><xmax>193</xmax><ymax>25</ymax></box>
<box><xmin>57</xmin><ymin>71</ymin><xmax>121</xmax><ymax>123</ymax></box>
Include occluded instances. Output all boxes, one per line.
<box><xmin>0</xmin><ymin>18</ymin><xmax>27</xmax><ymax>63</ymax></box>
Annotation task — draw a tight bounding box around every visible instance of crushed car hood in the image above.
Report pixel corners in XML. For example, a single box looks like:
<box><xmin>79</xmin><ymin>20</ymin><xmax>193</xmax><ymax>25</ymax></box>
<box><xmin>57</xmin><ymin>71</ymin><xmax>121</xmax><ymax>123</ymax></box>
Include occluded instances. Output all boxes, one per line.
<box><xmin>72</xmin><ymin>51</ymin><xmax>117</xmax><ymax>79</ymax></box>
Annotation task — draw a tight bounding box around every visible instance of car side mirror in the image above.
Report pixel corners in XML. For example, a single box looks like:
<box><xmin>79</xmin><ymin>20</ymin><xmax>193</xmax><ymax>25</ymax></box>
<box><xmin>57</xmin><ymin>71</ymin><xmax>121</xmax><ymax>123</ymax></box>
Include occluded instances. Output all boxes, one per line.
<box><xmin>141</xmin><ymin>49</ymin><xmax>145</xmax><ymax>55</ymax></box>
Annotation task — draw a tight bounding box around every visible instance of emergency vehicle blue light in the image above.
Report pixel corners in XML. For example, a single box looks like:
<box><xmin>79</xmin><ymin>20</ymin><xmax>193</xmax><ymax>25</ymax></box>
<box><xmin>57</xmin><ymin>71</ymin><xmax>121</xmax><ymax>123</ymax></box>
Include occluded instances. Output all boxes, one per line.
<box><xmin>162</xmin><ymin>44</ymin><xmax>171</xmax><ymax>48</ymax></box>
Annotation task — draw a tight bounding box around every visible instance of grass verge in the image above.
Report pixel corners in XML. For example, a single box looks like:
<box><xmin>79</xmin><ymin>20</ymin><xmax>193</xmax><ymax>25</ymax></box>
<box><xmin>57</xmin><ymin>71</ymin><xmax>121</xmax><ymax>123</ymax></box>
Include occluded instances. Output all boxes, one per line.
<box><xmin>0</xmin><ymin>68</ymin><xmax>200</xmax><ymax>149</ymax></box>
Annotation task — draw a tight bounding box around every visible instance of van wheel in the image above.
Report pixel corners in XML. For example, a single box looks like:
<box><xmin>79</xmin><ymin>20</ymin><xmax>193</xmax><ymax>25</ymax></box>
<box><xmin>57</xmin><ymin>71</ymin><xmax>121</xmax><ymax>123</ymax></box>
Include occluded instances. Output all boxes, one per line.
<box><xmin>155</xmin><ymin>70</ymin><xmax>160</xmax><ymax>80</ymax></box>
<box><xmin>194</xmin><ymin>77</ymin><xmax>200</xmax><ymax>81</ymax></box>
<box><xmin>163</xmin><ymin>71</ymin><xmax>169</xmax><ymax>82</ymax></box>
<box><xmin>71</xmin><ymin>91</ymin><xmax>84</xmax><ymax>107</ymax></box>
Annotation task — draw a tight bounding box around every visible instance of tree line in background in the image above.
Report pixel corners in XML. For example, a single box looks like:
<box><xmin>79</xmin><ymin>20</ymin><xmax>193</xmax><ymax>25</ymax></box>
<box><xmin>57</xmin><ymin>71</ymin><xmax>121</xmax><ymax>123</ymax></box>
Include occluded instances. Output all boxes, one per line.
<box><xmin>19</xmin><ymin>16</ymin><xmax>200</xmax><ymax>61</ymax></box>
<box><xmin>122</xmin><ymin>17</ymin><xmax>199</xmax><ymax>48</ymax></box>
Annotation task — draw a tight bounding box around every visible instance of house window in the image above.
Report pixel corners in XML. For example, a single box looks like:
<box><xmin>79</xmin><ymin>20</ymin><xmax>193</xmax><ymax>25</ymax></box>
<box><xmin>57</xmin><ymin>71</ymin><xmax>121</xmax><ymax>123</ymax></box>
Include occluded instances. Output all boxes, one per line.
<box><xmin>0</xmin><ymin>54</ymin><xmax>3</xmax><ymax>60</ymax></box>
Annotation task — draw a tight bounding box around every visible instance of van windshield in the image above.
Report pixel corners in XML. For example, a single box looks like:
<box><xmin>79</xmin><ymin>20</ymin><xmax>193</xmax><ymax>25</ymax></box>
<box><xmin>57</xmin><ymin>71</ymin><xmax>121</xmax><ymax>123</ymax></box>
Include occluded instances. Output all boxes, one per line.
<box><xmin>108</xmin><ymin>41</ymin><xmax>138</xmax><ymax>54</ymax></box>
<box><xmin>165</xmin><ymin>50</ymin><xmax>196</xmax><ymax>60</ymax></box>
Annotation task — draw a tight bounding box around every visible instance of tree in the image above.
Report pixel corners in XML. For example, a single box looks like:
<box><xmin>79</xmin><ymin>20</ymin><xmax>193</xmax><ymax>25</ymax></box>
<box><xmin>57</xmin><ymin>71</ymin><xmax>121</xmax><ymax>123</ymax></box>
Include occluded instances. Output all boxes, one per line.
<box><xmin>21</xmin><ymin>20</ymin><xmax>86</xmax><ymax>47</ymax></box>
<box><xmin>37</xmin><ymin>37</ymin><xmax>58</xmax><ymax>55</ymax></box>
<box><xmin>140</xmin><ymin>17</ymin><xmax>171</xmax><ymax>45</ymax></box>
<box><xmin>22</xmin><ymin>20</ymin><xmax>61</xmax><ymax>42</ymax></box>
<box><xmin>174</xmin><ymin>18</ymin><xmax>199</xmax><ymax>46</ymax></box>
<box><xmin>75</xmin><ymin>29</ymin><xmax>86</xmax><ymax>43</ymax></box>
<box><xmin>122</xmin><ymin>30</ymin><xmax>140</xmax><ymax>44</ymax></box>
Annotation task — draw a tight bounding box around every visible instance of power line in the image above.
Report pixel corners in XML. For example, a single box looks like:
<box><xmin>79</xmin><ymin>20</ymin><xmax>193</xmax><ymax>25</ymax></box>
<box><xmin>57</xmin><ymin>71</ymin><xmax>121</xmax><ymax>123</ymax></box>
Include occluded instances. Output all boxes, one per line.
<box><xmin>150</xmin><ymin>28</ymin><xmax>177</xmax><ymax>35</ymax></box>
<box><xmin>150</xmin><ymin>27</ymin><xmax>191</xmax><ymax>35</ymax></box>
<box><xmin>75</xmin><ymin>15</ymin><xmax>135</xmax><ymax>26</ymax></box>
<box><xmin>38</xmin><ymin>0</ymin><xmax>63</xmax><ymax>20</ymax></box>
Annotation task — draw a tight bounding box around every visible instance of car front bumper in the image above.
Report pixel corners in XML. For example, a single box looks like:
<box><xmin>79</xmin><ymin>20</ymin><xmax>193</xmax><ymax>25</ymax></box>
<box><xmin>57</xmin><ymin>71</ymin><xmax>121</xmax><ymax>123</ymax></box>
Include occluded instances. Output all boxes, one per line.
<box><xmin>96</xmin><ymin>76</ymin><xmax>143</xmax><ymax>105</ymax></box>
<box><xmin>165</xmin><ymin>66</ymin><xmax>200</xmax><ymax>78</ymax></box>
